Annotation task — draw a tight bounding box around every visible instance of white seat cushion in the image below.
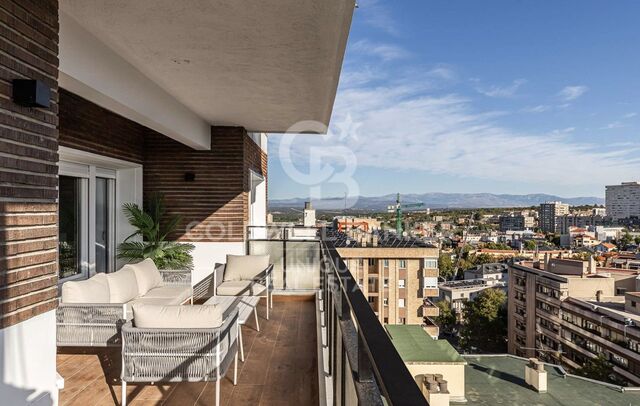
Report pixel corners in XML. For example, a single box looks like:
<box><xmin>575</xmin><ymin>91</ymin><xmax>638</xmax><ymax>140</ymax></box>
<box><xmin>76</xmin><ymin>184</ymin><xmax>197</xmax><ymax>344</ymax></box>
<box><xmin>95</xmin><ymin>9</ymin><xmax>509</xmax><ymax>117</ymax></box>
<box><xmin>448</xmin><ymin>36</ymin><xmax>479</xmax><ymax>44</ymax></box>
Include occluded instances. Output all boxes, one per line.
<box><xmin>217</xmin><ymin>280</ymin><xmax>266</xmax><ymax>296</ymax></box>
<box><xmin>132</xmin><ymin>303</ymin><xmax>223</xmax><ymax>328</ymax></box>
<box><xmin>141</xmin><ymin>285</ymin><xmax>192</xmax><ymax>305</ymax></box>
<box><xmin>223</xmin><ymin>254</ymin><xmax>270</xmax><ymax>282</ymax></box>
<box><xmin>129</xmin><ymin>258</ymin><xmax>163</xmax><ymax>296</ymax></box>
<box><xmin>61</xmin><ymin>273</ymin><xmax>110</xmax><ymax>303</ymax></box>
<box><xmin>107</xmin><ymin>265</ymin><xmax>139</xmax><ymax>303</ymax></box>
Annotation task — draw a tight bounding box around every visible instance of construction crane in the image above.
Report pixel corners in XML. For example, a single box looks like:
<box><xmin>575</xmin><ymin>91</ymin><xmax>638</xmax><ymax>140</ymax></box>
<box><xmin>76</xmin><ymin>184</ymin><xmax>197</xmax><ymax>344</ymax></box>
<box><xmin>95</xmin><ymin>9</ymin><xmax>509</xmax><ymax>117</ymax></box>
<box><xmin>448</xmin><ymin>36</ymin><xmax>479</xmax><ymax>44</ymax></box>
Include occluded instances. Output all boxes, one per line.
<box><xmin>387</xmin><ymin>193</ymin><xmax>424</xmax><ymax>235</ymax></box>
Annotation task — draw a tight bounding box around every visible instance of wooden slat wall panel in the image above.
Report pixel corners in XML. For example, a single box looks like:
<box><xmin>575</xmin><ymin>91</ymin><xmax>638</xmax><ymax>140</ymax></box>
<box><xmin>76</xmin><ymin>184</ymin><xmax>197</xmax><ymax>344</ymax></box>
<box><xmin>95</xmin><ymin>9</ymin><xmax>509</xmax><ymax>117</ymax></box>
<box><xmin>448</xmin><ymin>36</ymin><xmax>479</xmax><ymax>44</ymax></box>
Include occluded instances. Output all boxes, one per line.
<box><xmin>145</xmin><ymin>127</ymin><xmax>267</xmax><ymax>243</ymax></box>
<box><xmin>0</xmin><ymin>0</ymin><xmax>59</xmax><ymax>328</ymax></box>
<box><xmin>58</xmin><ymin>89</ymin><xmax>144</xmax><ymax>163</ymax></box>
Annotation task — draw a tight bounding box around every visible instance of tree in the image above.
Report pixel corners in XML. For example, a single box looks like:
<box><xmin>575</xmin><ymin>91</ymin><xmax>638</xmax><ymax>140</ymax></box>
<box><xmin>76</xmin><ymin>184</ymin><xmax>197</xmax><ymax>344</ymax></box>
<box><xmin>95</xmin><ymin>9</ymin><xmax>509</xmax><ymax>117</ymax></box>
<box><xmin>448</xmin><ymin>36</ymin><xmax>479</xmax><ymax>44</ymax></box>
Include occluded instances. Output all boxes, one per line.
<box><xmin>635</xmin><ymin>236</ymin><xmax>640</xmax><ymax>245</ymax></box>
<box><xmin>459</xmin><ymin>289</ymin><xmax>507</xmax><ymax>353</ymax></box>
<box><xmin>117</xmin><ymin>194</ymin><xmax>195</xmax><ymax>269</ymax></box>
<box><xmin>473</xmin><ymin>212</ymin><xmax>482</xmax><ymax>222</ymax></box>
<box><xmin>524</xmin><ymin>240</ymin><xmax>537</xmax><ymax>251</ymax></box>
<box><xmin>572</xmin><ymin>252</ymin><xmax>592</xmax><ymax>261</ymax></box>
<box><xmin>439</xmin><ymin>253</ymin><xmax>454</xmax><ymax>280</ymax></box>
<box><xmin>574</xmin><ymin>355</ymin><xmax>625</xmax><ymax>385</ymax></box>
<box><xmin>620</xmin><ymin>232</ymin><xmax>633</xmax><ymax>248</ymax></box>
<box><xmin>434</xmin><ymin>300</ymin><xmax>457</xmax><ymax>334</ymax></box>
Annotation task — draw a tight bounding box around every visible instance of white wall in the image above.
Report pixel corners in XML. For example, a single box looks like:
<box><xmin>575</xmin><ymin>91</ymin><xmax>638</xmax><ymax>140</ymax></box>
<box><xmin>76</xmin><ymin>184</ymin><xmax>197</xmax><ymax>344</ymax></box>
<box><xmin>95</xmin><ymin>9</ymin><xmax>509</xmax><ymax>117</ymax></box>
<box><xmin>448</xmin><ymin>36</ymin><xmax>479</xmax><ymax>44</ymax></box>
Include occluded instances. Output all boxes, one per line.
<box><xmin>0</xmin><ymin>311</ymin><xmax>58</xmax><ymax>406</ymax></box>
<box><xmin>190</xmin><ymin>242</ymin><xmax>246</xmax><ymax>284</ymax></box>
<box><xmin>59</xmin><ymin>12</ymin><xmax>211</xmax><ymax>151</ymax></box>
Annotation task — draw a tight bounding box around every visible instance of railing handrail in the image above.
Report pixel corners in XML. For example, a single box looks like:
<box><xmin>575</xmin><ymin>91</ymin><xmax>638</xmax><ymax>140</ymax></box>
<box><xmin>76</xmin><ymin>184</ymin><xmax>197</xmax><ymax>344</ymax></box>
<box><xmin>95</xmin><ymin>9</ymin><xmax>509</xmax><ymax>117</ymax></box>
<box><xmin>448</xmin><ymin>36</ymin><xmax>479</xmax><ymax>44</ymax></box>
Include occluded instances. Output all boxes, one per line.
<box><xmin>322</xmin><ymin>238</ymin><xmax>429</xmax><ymax>406</ymax></box>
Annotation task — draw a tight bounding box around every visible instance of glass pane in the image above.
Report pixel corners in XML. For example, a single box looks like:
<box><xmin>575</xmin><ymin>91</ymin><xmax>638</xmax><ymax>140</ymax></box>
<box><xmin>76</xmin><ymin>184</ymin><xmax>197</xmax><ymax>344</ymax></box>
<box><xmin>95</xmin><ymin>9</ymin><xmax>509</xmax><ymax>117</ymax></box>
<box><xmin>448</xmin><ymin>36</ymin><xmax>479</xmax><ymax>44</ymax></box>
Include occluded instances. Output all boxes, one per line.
<box><xmin>59</xmin><ymin>176</ymin><xmax>82</xmax><ymax>279</ymax></box>
<box><xmin>95</xmin><ymin>177</ymin><xmax>110</xmax><ymax>274</ymax></box>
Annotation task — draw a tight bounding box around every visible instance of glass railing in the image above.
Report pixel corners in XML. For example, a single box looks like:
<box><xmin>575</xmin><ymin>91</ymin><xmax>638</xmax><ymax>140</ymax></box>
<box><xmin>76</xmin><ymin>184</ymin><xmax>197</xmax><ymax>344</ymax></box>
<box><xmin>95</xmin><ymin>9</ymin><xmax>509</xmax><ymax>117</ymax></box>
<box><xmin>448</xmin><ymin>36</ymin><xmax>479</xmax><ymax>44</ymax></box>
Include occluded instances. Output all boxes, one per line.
<box><xmin>247</xmin><ymin>226</ymin><xmax>428</xmax><ymax>405</ymax></box>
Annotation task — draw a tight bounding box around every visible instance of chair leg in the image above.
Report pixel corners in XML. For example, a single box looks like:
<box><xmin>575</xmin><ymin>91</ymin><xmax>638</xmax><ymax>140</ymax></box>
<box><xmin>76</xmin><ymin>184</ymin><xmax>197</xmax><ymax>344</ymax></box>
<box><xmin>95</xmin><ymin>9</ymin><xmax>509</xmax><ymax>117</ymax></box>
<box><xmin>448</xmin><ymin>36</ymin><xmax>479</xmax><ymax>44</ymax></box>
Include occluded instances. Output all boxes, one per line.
<box><xmin>266</xmin><ymin>295</ymin><xmax>269</xmax><ymax>320</ymax></box>
<box><xmin>254</xmin><ymin>307</ymin><xmax>260</xmax><ymax>332</ymax></box>
<box><xmin>239</xmin><ymin>325</ymin><xmax>245</xmax><ymax>361</ymax></box>
<box><xmin>216</xmin><ymin>378</ymin><xmax>220</xmax><ymax>406</ymax></box>
<box><xmin>121</xmin><ymin>381</ymin><xmax>127</xmax><ymax>406</ymax></box>
<box><xmin>234</xmin><ymin>350</ymin><xmax>238</xmax><ymax>385</ymax></box>
<box><xmin>270</xmin><ymin>289</ymin><xmax>273</xmax><ymax>309</ymax></box>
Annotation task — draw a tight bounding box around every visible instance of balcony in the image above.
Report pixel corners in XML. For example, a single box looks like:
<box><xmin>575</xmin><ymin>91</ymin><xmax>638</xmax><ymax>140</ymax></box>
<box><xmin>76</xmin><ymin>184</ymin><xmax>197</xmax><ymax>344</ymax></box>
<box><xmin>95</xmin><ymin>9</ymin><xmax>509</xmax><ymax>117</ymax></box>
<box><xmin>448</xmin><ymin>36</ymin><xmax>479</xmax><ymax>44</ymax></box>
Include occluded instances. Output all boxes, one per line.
<box><xmin>422</xmin><ymin>298</ymin><xmax>440</xmax><ymax>318</ymax></box>
<box><xmin>57</xmin><ymin>227</ymin><xmax>429</xmax><ymax>405</ymax></box>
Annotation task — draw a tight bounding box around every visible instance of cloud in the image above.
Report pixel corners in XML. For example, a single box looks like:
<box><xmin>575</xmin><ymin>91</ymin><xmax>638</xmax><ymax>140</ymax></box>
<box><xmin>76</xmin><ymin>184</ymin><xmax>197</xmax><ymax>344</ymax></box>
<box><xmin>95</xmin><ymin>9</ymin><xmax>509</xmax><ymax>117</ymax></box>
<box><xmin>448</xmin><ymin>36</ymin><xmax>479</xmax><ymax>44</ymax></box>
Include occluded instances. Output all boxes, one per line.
<box><xmin>357</xmin><ymin>0</ymin><xmax>399</xmax><ymax>36</ymax></box>
<box><xmin>522</xmin><ymin>105</ymin><xmax>551</xmax><ymax>113</ymax></box>
<box><xmin>475</xmin><ymin>79</ymin><xmax>527</xmax><ymax>98</ymax></box>
<box><xmin>558</xmin><ymin>85</ymin><xmax>588</xmax><ymax>101</ymax></box>
<box><xmin>600</xmin><ymin>121</ymin><xmax>624</xmax><ymax>130</ymax></box>
<box><xmin>623</xmin><ymin>112</ymin><xmax>637</xmax><ymax>119</ymax></box>
<box><xmin>275</xmin><ymin>66</ymin><xmax>640</xmax><ymax>190</ymax></box>
<box><xmin>350</xmin><ymin>40</ymin><xmax>410</xmax><ymax>61</ymax></box>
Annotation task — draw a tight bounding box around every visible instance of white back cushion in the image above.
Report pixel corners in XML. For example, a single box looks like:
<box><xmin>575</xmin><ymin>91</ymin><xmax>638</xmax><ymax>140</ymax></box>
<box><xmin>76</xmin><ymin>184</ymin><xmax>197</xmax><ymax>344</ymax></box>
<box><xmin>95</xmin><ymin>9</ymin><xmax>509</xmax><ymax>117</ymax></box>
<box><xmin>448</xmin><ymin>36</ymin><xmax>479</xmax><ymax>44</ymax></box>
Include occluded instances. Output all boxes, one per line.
<box><xmin>61</xmin><ymin>273</ymin><xmax>110</xmax><ymax>303</ymax></box>
<box><xmin>130</xmin><ymin>258</ymin><xmax>163</xmax><ymax>296</ymax></box>
<box><xmin>132</xmin><ymin>303</ymin><xmax>223</xmax><ymax>328</ymax></box>
<box><xmin>223</xmin><ymin>254</ymin><xmax>270</xmax><ymax>281</ymax></box>
<box><xmin>107</xmin><ymin>265</ymin><xmax>139</xmax><ymax>303</ymax></box>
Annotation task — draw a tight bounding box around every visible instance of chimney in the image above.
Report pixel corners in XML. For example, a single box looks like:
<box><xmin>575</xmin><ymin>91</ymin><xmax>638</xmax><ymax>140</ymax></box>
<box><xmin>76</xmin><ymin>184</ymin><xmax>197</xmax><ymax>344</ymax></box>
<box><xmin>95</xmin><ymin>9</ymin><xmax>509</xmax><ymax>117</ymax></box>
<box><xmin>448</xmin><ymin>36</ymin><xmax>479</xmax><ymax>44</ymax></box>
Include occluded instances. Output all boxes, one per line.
<box><xmin>543</xmin><ymin>253</ymin><xmax>550</xmax><ymax>270</ymax></box>
<box><xmin>588</xmin><ymin>256</ymin><xmax>597</xmax><ymax>274</ymax></box>
<box><xmin>524</xmin><ymin>358</ymin><xmax>547</xmax><ymax>393</ymax></box>
<box><xmin>596</xmin><ymin>290</ymin><xmax>603</xmax><ymax>302</ymax></box>
<box><xmin>421</xmin><ymin>374</ymin><xmax>450</xmax><ymax>406</ymax></box>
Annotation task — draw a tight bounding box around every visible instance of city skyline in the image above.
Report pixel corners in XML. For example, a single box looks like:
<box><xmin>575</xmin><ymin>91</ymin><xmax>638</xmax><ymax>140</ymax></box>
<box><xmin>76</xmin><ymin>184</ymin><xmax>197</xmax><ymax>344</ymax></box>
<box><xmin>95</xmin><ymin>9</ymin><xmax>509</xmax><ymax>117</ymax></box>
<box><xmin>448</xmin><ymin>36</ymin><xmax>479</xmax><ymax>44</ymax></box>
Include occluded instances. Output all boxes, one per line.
<box><xmin>268</xmin><ymin>0</ymin><xmax>640</xmax><ymax>200</ymax></box>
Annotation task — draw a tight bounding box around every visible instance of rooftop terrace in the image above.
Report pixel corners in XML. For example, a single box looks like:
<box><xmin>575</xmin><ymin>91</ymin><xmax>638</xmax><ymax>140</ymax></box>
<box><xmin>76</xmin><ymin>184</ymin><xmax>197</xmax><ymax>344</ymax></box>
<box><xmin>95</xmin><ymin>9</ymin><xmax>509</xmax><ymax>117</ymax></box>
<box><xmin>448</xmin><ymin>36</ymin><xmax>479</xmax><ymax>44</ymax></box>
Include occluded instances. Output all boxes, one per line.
<box><xmin>57</xmin><ymin>298</ymin><xmax>317</xmax><ymax>406</ymax></box>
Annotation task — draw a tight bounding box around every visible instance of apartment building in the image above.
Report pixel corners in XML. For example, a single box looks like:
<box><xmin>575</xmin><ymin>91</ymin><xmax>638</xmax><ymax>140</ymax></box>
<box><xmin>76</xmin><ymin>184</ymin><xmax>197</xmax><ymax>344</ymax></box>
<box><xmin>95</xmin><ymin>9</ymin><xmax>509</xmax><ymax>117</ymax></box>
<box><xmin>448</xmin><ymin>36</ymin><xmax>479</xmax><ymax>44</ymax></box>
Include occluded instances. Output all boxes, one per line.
<box><xmin>557</xmin><ymin>214</ymin><xmax>607</xmax><ymax>234</ymax></box>
<box><xmin>508</xmin><ymin>257</ymin><xmax>640</xmax><ymax>385</ymax></box>
<box><xmin>539</xmin><ymin>201</ymin><xmax>570</xmax><ymax>233</ymax></box>
<box><xmin>331</xmin><ymin>230</ymin><xmax>440</xmax><ymax>336</ymax></box>
<box><xmin>606</xmin><ymin>182</ymin><xmax>640</xmax><ymax>220</ymax></box>
<box><xmin>499</xmin><ymin>213</ymin><xmax>535</xmax><ymax>232</ymax></box>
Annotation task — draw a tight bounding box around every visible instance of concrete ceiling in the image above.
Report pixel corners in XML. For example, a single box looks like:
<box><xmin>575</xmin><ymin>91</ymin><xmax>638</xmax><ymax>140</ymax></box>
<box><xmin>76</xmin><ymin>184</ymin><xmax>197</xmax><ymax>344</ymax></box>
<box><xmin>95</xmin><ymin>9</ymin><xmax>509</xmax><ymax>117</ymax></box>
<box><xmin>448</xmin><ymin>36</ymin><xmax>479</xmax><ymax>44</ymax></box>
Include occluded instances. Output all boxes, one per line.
<box><xmin>60</xmin><ymin>0</ymin><xmax>355</xmax><ymax>133</ymax></box>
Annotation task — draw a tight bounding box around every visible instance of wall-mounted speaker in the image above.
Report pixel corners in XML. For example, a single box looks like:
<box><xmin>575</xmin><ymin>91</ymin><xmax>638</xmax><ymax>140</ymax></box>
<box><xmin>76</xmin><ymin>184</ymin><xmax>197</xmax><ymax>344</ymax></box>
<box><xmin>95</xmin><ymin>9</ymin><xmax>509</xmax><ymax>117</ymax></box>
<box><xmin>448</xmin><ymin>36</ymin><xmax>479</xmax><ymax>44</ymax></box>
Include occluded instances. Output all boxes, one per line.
<box><xmin>12</xmin><ymin>79</ymin><xmax>51</xmax><ymax>108</ymax></box>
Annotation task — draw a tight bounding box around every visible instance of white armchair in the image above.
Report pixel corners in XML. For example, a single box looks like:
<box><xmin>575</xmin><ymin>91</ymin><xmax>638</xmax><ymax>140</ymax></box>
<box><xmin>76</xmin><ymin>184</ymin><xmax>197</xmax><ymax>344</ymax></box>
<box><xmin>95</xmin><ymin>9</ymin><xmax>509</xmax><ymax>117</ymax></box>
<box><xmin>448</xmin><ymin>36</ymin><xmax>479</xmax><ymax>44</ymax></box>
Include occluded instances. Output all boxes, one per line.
<box><xmin>195</xmin><ymin>255</ymin><xmax>273</xmax><ymax>319</ymax></box>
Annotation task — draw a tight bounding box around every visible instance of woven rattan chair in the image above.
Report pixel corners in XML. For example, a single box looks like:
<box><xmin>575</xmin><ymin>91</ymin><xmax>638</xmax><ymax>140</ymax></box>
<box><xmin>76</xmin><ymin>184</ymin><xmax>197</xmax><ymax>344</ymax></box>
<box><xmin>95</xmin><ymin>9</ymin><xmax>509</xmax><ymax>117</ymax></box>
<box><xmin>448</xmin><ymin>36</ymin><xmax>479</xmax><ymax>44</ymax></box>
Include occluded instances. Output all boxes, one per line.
<box><xmin>120</xmin><ymin>307</ymin><xmax>239</xmax><ymax>406</ymax></box>
<box><xmin>194</xmin><ymin>262</ymin><xmax>273</xmax><ymax>319</ymax></box>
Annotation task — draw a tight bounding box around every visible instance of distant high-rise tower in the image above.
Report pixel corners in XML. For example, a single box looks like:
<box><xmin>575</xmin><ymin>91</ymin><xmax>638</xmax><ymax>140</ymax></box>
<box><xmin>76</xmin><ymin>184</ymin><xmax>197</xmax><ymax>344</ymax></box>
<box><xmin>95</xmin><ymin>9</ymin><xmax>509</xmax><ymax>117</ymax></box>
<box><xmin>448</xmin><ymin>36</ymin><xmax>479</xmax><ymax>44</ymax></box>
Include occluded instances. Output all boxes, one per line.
<box><xmin>606</xmin><ymin>182</ymin><xmax>640</xmax><ymax>220</ymax></box>
<box><xmin>538</xmin><ymin>201</ymin><xmax>569</xmax><ymax>233</ymax></box>
<box><xmin>303</xmin><ymin>201</ymin><xmax>316</xmax><ymax>227</ymax></box>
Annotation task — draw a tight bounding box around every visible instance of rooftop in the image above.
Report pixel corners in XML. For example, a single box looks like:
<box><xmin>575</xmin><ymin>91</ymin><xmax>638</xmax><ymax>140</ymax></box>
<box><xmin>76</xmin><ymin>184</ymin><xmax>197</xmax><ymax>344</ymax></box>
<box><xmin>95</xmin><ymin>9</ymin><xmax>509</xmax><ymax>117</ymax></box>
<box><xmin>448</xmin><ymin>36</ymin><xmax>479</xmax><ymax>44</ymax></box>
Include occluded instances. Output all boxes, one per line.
<box><xmin>385</xmin><ymin>325</ymin><xmax>465</xmax><ymax>364</ymax></box>
<box><xmin>326</xmin><ymin>230</ymin><xmax>436</xmax><ymax>249</ymax></box>
<box><xmin>461</xmin><ymin>355</ymin><xmax>640</xmax><ymax>406</ymax></box>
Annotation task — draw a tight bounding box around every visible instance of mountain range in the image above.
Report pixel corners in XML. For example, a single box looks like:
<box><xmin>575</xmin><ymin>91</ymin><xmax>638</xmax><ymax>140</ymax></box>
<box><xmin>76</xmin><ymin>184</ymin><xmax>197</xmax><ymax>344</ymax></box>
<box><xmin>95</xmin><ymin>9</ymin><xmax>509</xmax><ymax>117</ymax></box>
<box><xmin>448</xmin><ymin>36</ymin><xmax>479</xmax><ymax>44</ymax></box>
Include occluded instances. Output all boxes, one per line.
<box><xmin>269</xmin><ymin>193</ymin><xmax>605</xmax><ymax>210</ymax></box>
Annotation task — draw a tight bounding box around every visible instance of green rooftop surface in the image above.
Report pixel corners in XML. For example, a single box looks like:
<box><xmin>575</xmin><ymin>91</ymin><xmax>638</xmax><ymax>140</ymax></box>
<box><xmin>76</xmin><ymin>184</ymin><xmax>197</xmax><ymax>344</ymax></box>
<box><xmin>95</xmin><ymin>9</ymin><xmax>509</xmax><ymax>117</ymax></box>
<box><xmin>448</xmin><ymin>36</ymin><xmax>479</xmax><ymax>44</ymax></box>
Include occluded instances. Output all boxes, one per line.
<box><xmin>462</xmin><ymin>355</ymin><xmax>640</xmax><ymax>406</ymax></box>
<box><xmin>385</xmin><ymin>324</ymin><xmax>465</xmax><ymax>363</ymax></box>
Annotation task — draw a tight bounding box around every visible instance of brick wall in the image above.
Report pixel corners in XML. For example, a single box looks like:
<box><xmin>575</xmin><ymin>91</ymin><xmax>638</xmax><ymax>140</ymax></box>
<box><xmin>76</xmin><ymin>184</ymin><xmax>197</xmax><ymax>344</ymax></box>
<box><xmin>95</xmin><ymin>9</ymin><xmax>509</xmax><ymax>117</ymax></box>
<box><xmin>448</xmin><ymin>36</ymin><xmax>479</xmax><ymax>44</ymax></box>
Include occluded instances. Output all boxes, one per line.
<box><xmin>0</xmin><ymin>0</ymin><xmax>59</xmax><ymax>327</ymax></box>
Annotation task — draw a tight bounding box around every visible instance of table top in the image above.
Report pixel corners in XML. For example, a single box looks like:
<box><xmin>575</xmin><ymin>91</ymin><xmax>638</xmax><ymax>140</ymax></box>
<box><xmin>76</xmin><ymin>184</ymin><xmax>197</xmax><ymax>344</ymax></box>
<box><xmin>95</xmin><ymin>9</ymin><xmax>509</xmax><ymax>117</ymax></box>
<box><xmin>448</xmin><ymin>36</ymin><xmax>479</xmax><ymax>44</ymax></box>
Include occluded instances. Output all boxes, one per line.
<box><xmin>204</xmin><ymin>296</ymin><xmax>260</xmax><ymax>324</ymax></box>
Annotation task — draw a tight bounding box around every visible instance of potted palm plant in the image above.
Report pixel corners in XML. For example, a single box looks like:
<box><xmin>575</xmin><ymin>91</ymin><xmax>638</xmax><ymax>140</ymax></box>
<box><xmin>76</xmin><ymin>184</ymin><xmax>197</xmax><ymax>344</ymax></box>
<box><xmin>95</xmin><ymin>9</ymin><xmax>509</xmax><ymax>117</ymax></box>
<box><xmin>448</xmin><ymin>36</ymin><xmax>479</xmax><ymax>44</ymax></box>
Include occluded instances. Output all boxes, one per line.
<box><xmin>117</xmin><ymin>194</ymin><xmax>195</xmax><ymax>269</ymax></box>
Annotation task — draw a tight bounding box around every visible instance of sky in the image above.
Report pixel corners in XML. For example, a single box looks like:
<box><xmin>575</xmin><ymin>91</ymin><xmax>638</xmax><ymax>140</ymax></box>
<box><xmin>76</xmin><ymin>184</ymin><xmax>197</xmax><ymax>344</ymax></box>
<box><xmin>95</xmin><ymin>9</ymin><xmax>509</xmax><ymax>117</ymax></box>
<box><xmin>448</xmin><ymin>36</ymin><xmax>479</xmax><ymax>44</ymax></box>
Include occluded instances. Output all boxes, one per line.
<box><xmin>268</xmin><ymin>0</ymin><xmax>640</xmax><ymax>202</ymax></box>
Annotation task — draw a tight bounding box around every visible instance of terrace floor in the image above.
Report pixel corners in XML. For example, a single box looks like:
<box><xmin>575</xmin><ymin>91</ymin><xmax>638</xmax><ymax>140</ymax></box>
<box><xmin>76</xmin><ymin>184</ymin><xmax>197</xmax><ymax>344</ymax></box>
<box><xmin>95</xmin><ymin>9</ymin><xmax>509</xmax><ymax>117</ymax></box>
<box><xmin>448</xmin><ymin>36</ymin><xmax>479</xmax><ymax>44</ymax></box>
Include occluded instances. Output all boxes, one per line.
<box><xmin>57</xmin><ymin>296</ymin><xmax>318</xmax><ymax>406</ymax></box>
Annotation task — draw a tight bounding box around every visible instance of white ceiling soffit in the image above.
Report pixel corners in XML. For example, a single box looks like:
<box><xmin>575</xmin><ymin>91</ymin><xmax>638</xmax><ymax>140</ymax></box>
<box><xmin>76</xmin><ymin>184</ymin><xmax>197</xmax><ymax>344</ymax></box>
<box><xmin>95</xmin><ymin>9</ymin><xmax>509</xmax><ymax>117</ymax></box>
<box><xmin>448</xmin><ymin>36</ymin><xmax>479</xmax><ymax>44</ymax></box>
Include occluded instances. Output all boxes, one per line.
<box><xmin>60</xmin><ymin>0</ymin><xmax>355</xmax><ymax>135</ymax></box>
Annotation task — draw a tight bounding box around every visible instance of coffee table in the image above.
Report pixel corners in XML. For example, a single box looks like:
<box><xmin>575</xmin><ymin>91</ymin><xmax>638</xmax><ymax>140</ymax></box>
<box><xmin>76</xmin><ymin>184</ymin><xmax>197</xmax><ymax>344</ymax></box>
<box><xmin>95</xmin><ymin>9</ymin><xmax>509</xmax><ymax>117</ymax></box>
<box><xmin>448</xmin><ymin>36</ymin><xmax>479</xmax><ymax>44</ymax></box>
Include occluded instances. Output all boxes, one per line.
<box><xmin>204</xmin><ymin>295</ymin><xmax>260</xmax><ymax>362</ymax></box>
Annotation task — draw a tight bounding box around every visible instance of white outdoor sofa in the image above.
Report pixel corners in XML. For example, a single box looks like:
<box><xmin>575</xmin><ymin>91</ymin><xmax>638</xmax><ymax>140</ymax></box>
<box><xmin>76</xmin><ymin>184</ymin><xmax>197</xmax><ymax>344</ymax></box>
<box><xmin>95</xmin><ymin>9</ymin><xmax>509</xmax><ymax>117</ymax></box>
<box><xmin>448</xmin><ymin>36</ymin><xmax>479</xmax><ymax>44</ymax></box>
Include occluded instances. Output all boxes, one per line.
<box><xmin>193</xmin><ymin>254</ymin><xmax>273</xmax><ymax>319</ymax></box>
<box><xmin>121</xmin><ymin>303</ymin><xmax>239</xmax><ymax>406</ymax></box>
<box><xmin>56</xmin><ymin>258</ymin><xmax>192</xmax><ymax>347</ymax></box>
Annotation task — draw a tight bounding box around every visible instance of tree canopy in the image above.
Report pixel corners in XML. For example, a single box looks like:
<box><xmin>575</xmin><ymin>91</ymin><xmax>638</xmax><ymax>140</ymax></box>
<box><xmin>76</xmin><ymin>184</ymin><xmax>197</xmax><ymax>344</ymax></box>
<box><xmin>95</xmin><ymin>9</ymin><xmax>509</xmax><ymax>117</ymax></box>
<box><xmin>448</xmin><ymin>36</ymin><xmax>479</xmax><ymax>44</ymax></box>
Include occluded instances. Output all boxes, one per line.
<box><xmin>459</xmin><ymin>288</ymin><xmax>507</xmax><ymax>353</ymax></box>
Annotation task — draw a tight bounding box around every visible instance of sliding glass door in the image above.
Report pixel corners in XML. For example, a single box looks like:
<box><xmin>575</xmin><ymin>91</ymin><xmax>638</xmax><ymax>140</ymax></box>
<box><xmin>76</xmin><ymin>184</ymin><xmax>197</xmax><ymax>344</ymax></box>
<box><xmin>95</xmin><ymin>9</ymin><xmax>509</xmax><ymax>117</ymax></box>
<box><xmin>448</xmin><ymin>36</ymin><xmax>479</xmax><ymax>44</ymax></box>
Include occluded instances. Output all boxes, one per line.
<box><xmin>58</xmin><ymin>165</ymin><xmax>116</xmax><ymax>282</ymax></box>
<box><xmin>58</xmin><ymin>175</ymin><xmax>88</xmax><ymax>280</ymax></box>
